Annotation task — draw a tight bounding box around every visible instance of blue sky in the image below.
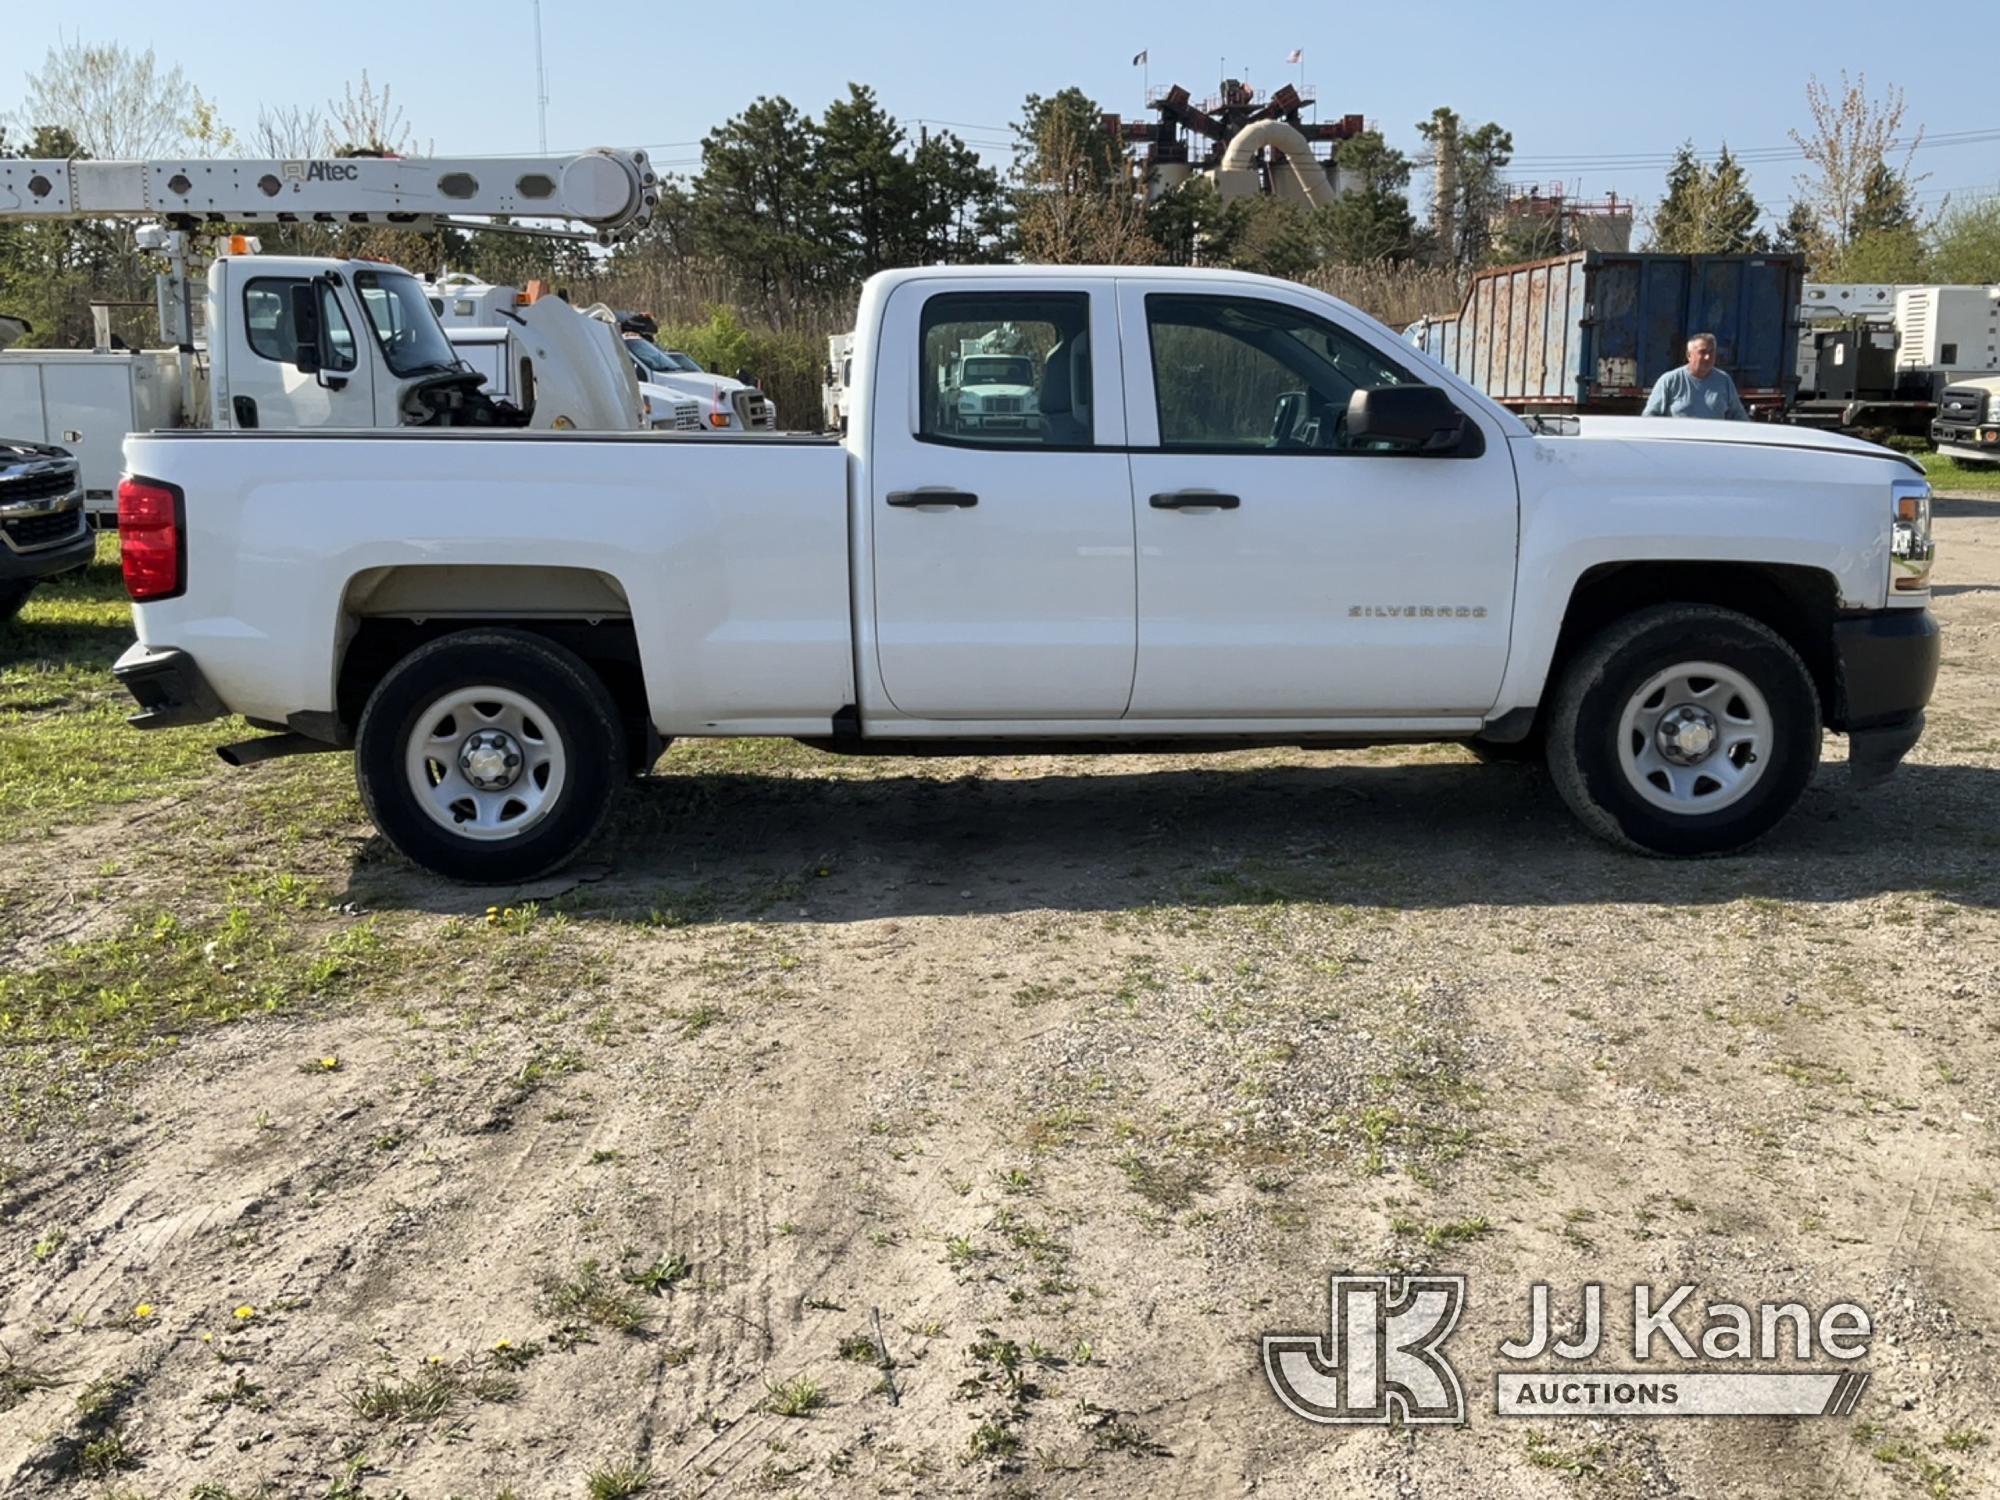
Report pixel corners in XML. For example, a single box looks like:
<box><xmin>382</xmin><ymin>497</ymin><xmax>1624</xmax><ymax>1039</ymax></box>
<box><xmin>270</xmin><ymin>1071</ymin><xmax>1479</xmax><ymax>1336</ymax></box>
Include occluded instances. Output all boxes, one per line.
<box><xmin>7</xmin><ymin>1</ymin><xmax>1999</xmax><ymax>232</ymax></box>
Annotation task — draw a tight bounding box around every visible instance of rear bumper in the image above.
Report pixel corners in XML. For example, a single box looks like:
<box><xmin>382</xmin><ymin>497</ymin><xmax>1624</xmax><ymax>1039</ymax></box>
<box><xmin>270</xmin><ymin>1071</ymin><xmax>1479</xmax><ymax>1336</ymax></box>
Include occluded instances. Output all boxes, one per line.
<box><xmin>1832</xmin><ymin>607</ymin><xmax>1938</xmax><ymax>783</ymax></box>
<box><xmin>112</xmin><ymin>642</ymin><xmax>227</xmax><ymax>729</ymax></box>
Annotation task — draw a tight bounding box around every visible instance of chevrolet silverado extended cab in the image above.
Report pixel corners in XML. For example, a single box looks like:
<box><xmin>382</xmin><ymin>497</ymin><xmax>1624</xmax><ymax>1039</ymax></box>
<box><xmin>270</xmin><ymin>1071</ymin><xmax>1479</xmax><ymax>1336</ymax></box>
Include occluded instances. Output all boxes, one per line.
<box><xmin>110</xmin><ymin>266</ymin><xmax>1939</xmax><ymax>882</ymax></box>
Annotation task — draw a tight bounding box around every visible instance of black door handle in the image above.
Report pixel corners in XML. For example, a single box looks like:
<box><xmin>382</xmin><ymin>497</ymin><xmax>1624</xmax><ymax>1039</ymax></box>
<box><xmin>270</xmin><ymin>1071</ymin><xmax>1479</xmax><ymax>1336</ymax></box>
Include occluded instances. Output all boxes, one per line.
<box><xmin>887</xmin><ymin>489</ymin><xmax>978</xmax><ymax>508</ymax></box>
<box><xmin>1149</xmin><ymin>491</ymin><xmax>1241</xmax><ymax>510</ymax></box>
<box><xmin>232</xmin><ymin>395</ymin><xmax>259</xmax><ymax>429</ymax></box>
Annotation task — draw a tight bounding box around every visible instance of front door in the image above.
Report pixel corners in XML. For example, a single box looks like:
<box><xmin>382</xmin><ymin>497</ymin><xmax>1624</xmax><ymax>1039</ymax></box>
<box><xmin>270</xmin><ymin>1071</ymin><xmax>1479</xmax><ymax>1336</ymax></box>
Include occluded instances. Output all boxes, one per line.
<box><xmin>868</xmin><ymin>280</ymin><xmax>1136</xmax><ymax>719</ymax></box>
<box><xmin>223</xmin><ymin>272</ymin><xmax>374</xmax><ymax>429</ymax></box>
<box><xmin>1119</xmin><ymin>283</ymin><xmax>1518</xmax><ymax>718</ymax></box>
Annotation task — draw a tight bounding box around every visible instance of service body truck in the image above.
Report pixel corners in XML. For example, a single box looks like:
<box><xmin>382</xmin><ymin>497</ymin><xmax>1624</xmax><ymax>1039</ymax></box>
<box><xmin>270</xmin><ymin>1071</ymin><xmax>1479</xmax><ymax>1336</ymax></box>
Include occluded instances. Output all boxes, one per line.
<box><xmin>112</xmin><ymin>266</ymin><xmax>1939</xmax><ymax>881</ymax></box>
<box><xmin>0</xmin><ymin>150</ymin><xmax>661</xmax><ymax>513</ymax></box>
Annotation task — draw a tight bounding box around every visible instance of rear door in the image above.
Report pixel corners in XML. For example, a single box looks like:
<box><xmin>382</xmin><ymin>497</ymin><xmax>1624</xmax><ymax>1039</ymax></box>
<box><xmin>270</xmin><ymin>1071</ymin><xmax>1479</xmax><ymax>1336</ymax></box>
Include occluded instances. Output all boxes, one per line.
<box><xmin>868</xmin><ymin>279</ymin><xmax>1135</xmax><ymax>719</ymax></box>
<box><xmin>222</xmin><ymin>269</ymin><xmax>375</xmax><ymax>429</ymax></box>
<box><xmin>1119</xmin><ymin>281</ymin><xmax>1518</xmax><ymax>718</ymax></box>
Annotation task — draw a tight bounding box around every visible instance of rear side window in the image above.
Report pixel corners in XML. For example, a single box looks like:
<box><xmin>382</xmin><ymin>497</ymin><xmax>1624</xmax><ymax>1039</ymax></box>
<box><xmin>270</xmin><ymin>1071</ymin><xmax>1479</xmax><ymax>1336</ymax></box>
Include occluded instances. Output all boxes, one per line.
<box><xmin>919</xmin><ymin>292</ymin><xmax>1094</xmax><ymax>449</ymax></box>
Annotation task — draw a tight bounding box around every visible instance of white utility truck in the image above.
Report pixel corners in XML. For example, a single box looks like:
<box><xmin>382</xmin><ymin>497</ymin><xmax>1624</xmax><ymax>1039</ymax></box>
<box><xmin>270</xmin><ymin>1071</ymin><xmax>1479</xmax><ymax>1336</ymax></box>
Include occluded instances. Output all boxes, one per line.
<box><xmin>0</xmin><ymin>150</ymin><xmax>660</xmax><ymax>510</ymax></box>
<box><xmin>823</xmin><ymin>331</ymin><xmax>855</xmax><ymax>433</ymax></box>
<box><xmin>618</xmin><ymin>335</ymin><xmax>777</xmax><ymax>432</ymax></box>
<box><xmin>111</xmin><ymin>266</ymin><xmax>1938</xmax><ymax>881</ymax></box>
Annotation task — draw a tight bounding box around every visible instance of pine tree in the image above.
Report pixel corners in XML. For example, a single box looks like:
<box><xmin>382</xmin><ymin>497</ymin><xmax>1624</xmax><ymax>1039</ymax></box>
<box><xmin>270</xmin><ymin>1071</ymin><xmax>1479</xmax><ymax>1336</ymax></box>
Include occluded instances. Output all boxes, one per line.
<box><xmin>693</xmin><ymin>96</ymin><xmax>829</xmax><ymax>318</ymax></box>
<box><xmin>816</xmin><ymin>84</ymin><xmax>915</xmax><ymax>280</ymax></box>
<box><xmin>1649</xmin><ymin>143</ymin><xmax>1765</xmax><ymax>254</ymax></box>
<box><xmin>1317</xmin><ymin>130</ymin><xmax>1418</xmax><ymax>263</ymax></box>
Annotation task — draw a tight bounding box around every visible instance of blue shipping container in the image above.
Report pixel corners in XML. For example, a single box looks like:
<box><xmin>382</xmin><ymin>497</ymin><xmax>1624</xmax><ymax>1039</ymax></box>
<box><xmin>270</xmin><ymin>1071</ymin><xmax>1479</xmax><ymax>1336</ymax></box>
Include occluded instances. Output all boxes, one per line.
<box><xmin>1408</xmin><ymin>251</ymin><xmax>1805</xmax><ymax>412</ymax></box>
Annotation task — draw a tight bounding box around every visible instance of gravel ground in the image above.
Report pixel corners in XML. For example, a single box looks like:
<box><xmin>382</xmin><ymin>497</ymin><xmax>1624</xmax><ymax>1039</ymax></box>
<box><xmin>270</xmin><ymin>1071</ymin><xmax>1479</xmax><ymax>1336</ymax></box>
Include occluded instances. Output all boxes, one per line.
<box><xmin>1</xmin><ymin>504</ymin><xmax>1997</xmax><ymax>1498</ymax></box>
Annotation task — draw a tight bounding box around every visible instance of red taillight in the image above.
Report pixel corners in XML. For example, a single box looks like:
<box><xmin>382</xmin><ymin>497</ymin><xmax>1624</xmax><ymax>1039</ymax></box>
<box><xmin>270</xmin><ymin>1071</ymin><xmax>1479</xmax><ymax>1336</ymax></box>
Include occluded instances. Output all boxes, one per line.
<box><xmin>118</xmin><ymin>476</ymin><xmax>184</xmax><ymax>601</ymax></box>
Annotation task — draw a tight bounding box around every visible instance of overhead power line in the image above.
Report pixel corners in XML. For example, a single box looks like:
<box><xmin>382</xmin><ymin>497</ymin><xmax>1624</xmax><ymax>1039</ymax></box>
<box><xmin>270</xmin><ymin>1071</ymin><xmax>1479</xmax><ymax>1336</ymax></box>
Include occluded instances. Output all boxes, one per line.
<box><xmin>1509</xmin><ymin>127</ymin><xmax>2000</xmax><ymax>170</ymax></box>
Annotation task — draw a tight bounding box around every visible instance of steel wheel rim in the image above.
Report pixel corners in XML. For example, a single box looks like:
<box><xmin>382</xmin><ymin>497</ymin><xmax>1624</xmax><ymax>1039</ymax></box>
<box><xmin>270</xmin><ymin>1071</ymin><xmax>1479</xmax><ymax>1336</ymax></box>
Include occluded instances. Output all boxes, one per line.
<box><xmin>1615</xmin><ymin>659</ymin><xmax>1773</xmax><ymax>816</ymax></box>
<box><xmin>404</xmin><ymin>686</ymin><xmax>566</xmax><ymax>841</ymax></box>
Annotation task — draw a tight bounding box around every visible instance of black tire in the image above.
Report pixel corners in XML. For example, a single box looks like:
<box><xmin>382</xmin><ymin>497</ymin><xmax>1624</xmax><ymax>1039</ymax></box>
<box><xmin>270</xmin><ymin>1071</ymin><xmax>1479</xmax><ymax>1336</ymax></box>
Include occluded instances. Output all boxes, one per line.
<box><xmin>1546</xmin><ymin>604</ymin><xmax>1821</xmax><ymax>857</ymax></box>
<box><xmin>355</xmin><ymin>629</ymin><xmax>623</xmax><ymax>883</ymax></box>
<box><xmin>0</xmin><ymin>580</ymin><xmax>35</xmax><ymax>624</ymax></box>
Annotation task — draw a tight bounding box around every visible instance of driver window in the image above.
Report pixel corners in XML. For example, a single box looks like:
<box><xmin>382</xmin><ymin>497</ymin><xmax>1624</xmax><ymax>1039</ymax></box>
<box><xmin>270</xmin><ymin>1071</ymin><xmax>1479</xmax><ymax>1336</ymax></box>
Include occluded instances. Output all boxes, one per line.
<box><xmin>1145</xmin><ymin>294</ymin><xmax>1420</xmax><ymax>452</ymax></box>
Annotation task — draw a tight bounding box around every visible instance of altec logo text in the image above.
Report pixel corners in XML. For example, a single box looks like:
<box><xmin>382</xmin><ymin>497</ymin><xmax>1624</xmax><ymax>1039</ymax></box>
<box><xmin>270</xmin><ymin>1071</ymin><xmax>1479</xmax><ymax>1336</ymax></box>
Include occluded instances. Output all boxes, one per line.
<box><xmin>281</xmin><ymin>161</ymin><xmax>363</xmax><ymax>184</ymax></box>
<box><xmin>1263</xmin><ymin>1277</ymin><xmax>1873</xmax><ymax>1426</ymax></box>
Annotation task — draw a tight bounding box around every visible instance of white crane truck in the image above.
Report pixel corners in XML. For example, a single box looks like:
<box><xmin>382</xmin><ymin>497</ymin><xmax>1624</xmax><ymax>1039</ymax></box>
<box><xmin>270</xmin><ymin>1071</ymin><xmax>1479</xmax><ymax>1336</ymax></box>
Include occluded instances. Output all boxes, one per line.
<box><xmin>0</xmin><ymin>150</ymin><xmax>661</xmax><ymax>514</ymax></box>
<box><xmin>110</xmin><ymin>265</ymin><xmax>1938</xmax><ymax>881</ymax></box>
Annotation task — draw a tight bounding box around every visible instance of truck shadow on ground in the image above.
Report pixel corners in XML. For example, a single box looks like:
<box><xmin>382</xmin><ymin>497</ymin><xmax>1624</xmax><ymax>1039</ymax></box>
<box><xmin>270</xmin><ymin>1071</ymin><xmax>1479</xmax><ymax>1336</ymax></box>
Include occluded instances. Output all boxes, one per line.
<box><xmin>348</xmin><ymin>757</ymin><xmax>2000</xmax><ymax>920</ymax></box>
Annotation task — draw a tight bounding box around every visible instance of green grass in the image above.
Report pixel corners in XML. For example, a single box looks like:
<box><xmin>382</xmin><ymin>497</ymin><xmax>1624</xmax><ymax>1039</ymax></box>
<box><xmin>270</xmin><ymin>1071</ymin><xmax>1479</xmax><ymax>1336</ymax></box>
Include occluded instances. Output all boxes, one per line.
<box><xmin>0</xmin><ymin>535</ymin><xmax>222</xmax><ymax>837</ymax></box>
<box><xmin>1918</xmin><ymin>452</ymin><xmax>2000</xmax><ymax>493</ymax></box>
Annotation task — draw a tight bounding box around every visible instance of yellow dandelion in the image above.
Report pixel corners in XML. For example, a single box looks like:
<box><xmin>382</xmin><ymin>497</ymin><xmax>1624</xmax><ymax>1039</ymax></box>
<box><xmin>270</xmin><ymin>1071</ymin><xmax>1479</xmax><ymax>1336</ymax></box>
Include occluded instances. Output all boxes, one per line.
<box><xmin>132</xmin><ymin>1303</ymin><xmax>154</xmax><ymax>1319</ymax></box>
<box><xmin>200</xmin><ymin>1331</ymin><xmax>214</xmax><ymax>1343</ymax></box>
<box><xmin>233</xmin><ymin>1304</ymin><xmax>256</xmax><ymax>1320</ymax></box>
<box><xmin>493</xmin><ymin>1339</ymin><xmax>513</xmax><ymax>1351</ymax></box>
<box><xmin>319</xmin><ymin>1056</ymin><xmax>340</xmax><ymax>1070</ymax></box>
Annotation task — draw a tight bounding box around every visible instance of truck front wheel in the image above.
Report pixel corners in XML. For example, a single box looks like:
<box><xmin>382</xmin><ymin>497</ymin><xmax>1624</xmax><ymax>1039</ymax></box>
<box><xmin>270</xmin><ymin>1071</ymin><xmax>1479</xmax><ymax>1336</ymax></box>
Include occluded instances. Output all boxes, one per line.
<box><xmin>356</xmin><ymin>629</ymin><xmax>623</xmax><ymax>883</ymax></box>
<box><xmin>1546</xmin><ymin>604</ymin><xmax>1821</xmax><ymax>856</ymax></box>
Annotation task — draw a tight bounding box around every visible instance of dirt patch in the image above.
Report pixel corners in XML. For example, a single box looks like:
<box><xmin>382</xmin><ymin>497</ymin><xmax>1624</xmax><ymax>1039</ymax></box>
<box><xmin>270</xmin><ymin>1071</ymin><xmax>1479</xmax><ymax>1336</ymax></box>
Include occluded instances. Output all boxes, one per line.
<box><xmin>3</xmin><ymin>509</ymin><xmax>1999</xmax><ymax>1497</ymax></box>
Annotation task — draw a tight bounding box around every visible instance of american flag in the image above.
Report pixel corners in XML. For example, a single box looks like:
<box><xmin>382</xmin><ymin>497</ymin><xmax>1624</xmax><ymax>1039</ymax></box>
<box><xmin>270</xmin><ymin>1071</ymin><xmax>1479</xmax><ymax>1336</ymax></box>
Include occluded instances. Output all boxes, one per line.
<box><xmin>1285</xmin><ymin>48</ymin><xmax>1303</xmax><ymax>64</ymax></box>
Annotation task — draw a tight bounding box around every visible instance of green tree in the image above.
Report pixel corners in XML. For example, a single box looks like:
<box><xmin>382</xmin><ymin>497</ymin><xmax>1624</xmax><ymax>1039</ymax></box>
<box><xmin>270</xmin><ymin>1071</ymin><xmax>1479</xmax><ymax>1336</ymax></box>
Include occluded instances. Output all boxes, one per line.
<box><xmin>1648</xmin><ymin>143</ymin><xmax>1766</xmax><ymax>254</ymax></box>
<box><xmin>693</xmin><ymin>95</ymin><xmax>830</xmax><ymax>319</ymax></box>
<box><xmin>1789</xmin><ymin>72</ymin><xmax>1930</xmax><ymax>263</ymax></box>
<box><xmin>1013</xmin><ymin>104</ymin><xmax>1152</xmax><ymax>265</ymax></box>
<box><xmin>1772</xmin><ymin>199</ymin><xmax>1823</xmax><ymax>263</ymax></box>
<box><xmin>1927</xmin><ymin>198</ymin><xmax>2000</xmax><ymax>283</ymax></box>
<box><xmin>1826</xmin><ymin>227</ymin><xmax>1926</xmax><ymax>282</ymax></box>
<box><xmin>817</xmin><ymin>84</ymin><xmax>916</xmax><ymax>279</ymax></box>
<box><xmin>1229</xmin><ymin>197</ymin><xmax>1316</xmax><ymax>280</ymax></box>
<box><xmin>1014</xmin><ymin>88</ymin><xmax>1122</xmax><ymax>190</ymax></box>
<box><xmin>0</xmin><ymin>124</ymin><xmax>141</xmax><ymax>348</ymax></box>
<box><xmin>1416</xmin><ymin>108</ymin><xmax>1513</xmax><ymax>268</ymax></box>
<box><xmin>1850</xmin><ymin>159</ymin><xmax>1916</xmax><ymax>237</ymax></box>
<box><xmin>1316</xmin><ymin>130</ymin><xmax>1417</xmax><ymax>262</ymax></box>
<box><xmin>907</xmin><ymin>129</ymin><xmax>1006</xmax><ymax>264</ymax></box>
<box><xmin>1147</xmin><ymin>176</ymin><xmax>1249</xmax><ymax>266</ymax></box>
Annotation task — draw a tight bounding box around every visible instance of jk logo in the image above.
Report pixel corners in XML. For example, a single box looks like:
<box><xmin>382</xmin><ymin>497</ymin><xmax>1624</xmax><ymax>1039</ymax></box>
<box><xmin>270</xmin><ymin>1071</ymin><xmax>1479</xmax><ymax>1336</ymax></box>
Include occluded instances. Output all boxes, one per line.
<box><xmin>1262</xmin><ymin>1274</ymin><xmax>1467</xmax><ymax>1425</ymax></box>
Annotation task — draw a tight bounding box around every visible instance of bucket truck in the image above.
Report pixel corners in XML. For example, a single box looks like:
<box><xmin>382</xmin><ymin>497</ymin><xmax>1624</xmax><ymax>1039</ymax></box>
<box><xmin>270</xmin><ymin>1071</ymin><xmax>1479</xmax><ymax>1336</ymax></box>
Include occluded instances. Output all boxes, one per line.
<box><xmin>0</xmin><ymin>150</ymin><xmax>660</xmax><ymax>513</ymax></box>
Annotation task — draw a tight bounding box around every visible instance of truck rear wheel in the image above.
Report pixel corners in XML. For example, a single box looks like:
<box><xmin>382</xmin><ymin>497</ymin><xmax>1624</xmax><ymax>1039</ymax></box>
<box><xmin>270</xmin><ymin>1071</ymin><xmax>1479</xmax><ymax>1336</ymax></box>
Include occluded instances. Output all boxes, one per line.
<box><xmin>356</xmin><ymin>629</ymin><xmax>623</xmax><ymax>883</ymax></box>
<box><xmin>1546</xmin><ymin>604</ymin><xmax>1821</xmax><ymax>856</ymax></box>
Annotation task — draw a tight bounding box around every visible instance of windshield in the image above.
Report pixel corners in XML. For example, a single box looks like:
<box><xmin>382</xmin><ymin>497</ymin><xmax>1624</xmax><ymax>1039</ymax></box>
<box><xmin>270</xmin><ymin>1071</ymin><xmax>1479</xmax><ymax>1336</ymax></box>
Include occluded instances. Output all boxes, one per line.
<box><xmin>354</xmin><ymin>269</ymin><xmax>460</xmax><ymax>378</ymax></box>
<box><xmin>961</xmin><ymin>355</ymin><xmax>1033</xmax><ymax>387</ymax></box>
<box><xmin>628</xmin><ymin>338</ymin><xmax>704</xmax><ymax>376</ymax></box>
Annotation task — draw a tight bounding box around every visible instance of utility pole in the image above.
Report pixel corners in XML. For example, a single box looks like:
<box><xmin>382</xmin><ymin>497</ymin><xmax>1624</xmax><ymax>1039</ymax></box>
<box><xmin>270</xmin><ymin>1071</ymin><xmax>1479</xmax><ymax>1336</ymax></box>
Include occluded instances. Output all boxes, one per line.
<box><xmin>532</xmin><ymin>0</ymin><xmax>550</xmax><ymax>153</ymax></box>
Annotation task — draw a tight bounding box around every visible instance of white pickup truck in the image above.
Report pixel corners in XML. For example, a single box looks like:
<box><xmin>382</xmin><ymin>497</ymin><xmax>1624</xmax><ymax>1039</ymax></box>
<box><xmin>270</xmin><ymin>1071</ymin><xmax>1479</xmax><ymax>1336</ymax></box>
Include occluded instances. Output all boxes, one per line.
<box><xmin>110</xmin><ymin>266</ymin><xmax>1939</xmax><ymax>882</ymax></box>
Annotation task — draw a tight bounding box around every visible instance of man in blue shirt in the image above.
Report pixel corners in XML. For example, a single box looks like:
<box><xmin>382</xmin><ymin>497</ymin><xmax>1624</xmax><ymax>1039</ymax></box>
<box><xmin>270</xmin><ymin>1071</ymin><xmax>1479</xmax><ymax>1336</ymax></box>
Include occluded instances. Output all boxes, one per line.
<box><xmin>1643</xmin><ymin>333</ymin><xmax>1748</xmax><ymax>420</ymax></box>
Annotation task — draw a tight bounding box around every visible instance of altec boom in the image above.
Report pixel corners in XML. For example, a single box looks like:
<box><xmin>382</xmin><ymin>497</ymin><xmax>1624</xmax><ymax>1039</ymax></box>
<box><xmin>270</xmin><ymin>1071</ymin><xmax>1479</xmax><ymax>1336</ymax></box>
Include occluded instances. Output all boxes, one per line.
<box><xmin>0</xmin><ymin>149</ymin><xmax>660</xmax><ymax>242</ymax></box>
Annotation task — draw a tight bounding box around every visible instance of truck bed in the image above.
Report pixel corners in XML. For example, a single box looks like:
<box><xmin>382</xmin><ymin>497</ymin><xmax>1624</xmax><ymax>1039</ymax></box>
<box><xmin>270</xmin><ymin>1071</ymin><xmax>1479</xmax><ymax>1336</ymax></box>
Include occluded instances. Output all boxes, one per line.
<box><xmin>122</xmin><ymin>429</ymin><xmax>855</xmax><ymax>737</ymax></box>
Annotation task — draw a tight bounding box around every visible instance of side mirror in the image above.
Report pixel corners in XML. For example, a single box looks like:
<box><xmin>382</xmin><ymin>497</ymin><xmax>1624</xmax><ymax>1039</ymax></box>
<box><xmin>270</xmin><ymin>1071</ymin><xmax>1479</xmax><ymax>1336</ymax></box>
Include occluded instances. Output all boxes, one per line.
<box><xmin>288</xmin><ymin>282</ymin><xmax>323</xmax><ymax>375</ymax></box>
<box><xmin>1346</xmin><ymin>384</ymin><xmax>1470</xmax><ymax>454</ymax></box>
